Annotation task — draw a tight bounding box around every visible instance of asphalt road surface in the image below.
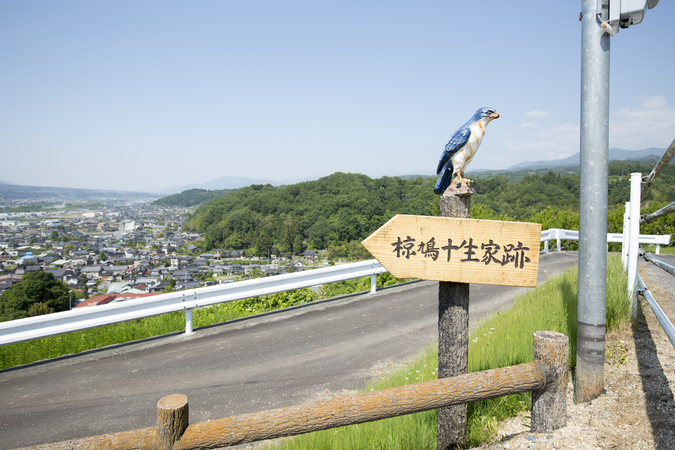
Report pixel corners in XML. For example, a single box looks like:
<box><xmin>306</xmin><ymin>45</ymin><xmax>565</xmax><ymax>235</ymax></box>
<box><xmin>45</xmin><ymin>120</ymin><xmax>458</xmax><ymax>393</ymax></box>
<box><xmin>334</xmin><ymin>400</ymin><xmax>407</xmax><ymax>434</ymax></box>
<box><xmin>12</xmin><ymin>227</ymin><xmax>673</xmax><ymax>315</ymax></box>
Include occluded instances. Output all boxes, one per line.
<box><xmin>0</xmin><ymin>252</ymin><xmax>579</xmax><ymax>449</ymax></box>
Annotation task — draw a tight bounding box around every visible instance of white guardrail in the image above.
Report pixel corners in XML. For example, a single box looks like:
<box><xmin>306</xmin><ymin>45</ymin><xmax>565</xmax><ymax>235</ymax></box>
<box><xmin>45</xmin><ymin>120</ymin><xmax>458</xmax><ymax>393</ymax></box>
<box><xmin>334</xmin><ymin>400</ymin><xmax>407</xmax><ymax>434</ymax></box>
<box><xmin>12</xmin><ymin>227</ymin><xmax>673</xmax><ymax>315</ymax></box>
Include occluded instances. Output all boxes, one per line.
<box><xmin>638</xmin><ymin>273</ymin><xmax>675</xmax><ymax>350</ymax></box>
<box><xmin>541</xmin><ymin>228</ymin><xmax>671</xmax><ymax>254</ymax></box>
<box><xmin>1</xmin><ymin>229</ymin><xmax>670</xmax><ymax>347</ymax></box>
<box><xmin>0</xmin><ymin>260</ymin><xmax>387</xmax><ymax>347</ymax></box>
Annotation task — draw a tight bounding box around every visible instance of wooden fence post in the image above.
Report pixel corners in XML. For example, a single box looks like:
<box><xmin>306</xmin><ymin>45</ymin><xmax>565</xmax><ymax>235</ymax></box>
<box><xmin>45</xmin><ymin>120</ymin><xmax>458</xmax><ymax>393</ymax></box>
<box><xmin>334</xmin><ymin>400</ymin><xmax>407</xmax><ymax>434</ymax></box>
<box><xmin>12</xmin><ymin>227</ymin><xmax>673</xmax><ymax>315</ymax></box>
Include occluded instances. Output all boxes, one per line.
<box><xmin>532</xmin><ymin>331</ymin><xmax>568</xmax><ymax>431</ymax></box>
<box><xmin>157</xmin><ymin>394</ymin><xmax>189</xmax><ymax>450</ymax></box>
<box><xmin>437</xmin><ymin>181</ymin><xmax>473</xmax><ymax>450</ymax></box>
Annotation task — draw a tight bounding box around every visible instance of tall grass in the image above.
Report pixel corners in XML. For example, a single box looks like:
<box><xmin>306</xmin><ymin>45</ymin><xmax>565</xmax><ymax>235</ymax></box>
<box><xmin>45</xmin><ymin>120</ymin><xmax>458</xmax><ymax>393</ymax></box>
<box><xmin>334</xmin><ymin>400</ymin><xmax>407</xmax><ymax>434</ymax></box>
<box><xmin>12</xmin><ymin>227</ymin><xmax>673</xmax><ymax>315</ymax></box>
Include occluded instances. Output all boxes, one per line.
<box><xmin>272</xmin><ymin>345</ymin><xmax>439</xmax><ymax>450</ymax></box>
<box><xmin>270</xmin><ymin>255</ymin><xmax>630</xmax><ymax>449</ymax></box>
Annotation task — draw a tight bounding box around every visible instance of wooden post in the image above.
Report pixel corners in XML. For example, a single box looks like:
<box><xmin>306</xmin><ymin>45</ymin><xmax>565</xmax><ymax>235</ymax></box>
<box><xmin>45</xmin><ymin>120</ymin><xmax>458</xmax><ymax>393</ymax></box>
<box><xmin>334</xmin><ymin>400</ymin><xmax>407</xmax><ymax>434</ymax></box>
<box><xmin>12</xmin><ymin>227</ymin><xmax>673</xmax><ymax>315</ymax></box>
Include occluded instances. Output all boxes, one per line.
<box><xmin>172</xmin><ymin>362</ymin><xmax>546</xmax><ymax>449</ymax></box>
<box><xmin>532</xmin><ymin>331</ymin><xmax>568</xmax><ymax>432</ymax></box>
<box><xmin>157</xmin><ymin>394</ymin><xmax>189</xmax><ymax>450</ymax></box>
<box><xmin>437</xmin><ymin>180</ymin><xmax>473</xmax><ymax>450</ymax></box>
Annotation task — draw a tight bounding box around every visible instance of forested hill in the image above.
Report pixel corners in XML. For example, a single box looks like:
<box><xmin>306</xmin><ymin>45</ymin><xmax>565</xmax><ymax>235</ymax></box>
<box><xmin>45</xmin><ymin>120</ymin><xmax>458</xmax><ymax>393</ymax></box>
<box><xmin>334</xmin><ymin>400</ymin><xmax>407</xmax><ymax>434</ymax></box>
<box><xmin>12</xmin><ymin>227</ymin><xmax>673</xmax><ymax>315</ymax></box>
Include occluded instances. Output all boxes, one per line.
<box><xmin>153</xmin><ymin>188</ymin><xmax>236</xmax><ymax>207</ymax></box>
<box><xmin>185</xmin><ymin>173</ymin><xmax>436</xmax><ymax>254</ymax></box>
<box><xmin>185</xmin><ymin>161</ymin><xmax>674</xmax><ymax>256</ymax></box>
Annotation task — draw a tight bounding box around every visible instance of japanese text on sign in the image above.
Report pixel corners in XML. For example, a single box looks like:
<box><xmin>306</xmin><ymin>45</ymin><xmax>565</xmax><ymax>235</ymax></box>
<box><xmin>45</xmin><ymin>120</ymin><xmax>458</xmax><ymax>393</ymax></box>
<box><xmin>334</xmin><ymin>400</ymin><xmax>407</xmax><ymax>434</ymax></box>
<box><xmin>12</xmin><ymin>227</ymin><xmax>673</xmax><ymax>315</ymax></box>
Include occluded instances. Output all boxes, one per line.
<box><xmin>391</xmin><ymin>236</ymin><xmax>531</xmax><ymax>269</ymax></box>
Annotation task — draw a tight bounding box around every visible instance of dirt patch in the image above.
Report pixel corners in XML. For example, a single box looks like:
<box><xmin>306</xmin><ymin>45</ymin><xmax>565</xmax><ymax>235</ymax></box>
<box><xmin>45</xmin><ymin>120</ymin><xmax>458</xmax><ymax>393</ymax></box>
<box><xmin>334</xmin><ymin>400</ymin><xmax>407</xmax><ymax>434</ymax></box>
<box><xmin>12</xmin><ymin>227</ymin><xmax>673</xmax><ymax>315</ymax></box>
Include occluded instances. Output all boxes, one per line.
<box><xmin>483</xmin><ymin>260</ymin><xmax>675</xmax><ymax>449</ymax></box>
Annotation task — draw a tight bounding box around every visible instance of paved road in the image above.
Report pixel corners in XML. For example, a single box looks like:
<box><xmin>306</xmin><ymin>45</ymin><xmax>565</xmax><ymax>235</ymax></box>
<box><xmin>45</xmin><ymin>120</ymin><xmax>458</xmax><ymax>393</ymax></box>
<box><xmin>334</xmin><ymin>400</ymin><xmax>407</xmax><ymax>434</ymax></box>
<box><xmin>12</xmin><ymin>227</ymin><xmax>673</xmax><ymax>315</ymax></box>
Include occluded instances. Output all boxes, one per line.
<box><xmin>0</xmin><ymin>252</ymin><xmax>578</xmax><ymax>449</ymax></box>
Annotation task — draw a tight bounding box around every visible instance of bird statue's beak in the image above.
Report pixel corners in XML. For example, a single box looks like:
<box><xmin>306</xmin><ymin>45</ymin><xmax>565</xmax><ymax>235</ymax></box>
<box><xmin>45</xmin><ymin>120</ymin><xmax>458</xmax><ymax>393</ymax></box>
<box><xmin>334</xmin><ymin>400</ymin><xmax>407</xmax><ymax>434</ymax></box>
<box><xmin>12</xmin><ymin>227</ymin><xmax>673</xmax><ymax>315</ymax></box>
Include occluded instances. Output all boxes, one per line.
<box><xmin>491</xmin><ymin>111</ymin><xmax>500</xmax><ymax>119</ymax></box>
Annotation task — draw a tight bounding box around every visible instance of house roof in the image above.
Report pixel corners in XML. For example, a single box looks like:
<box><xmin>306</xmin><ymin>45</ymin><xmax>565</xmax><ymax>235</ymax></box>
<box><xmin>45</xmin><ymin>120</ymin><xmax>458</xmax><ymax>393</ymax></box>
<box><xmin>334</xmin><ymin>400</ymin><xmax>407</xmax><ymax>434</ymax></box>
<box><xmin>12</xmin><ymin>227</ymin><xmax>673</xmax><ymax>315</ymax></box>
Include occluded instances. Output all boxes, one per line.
<box><xmin>75</xmin><ymin>292</ymin><xmax>160</xmax><ymax>307</ymax></box>
<box><xmin>46</xmin><ymin>269</ymin><xmax>67</xmax><ymax>278</ymax></box>
<box><xmin>75</xmin><ymin>294</ymin><xmax>116</xmax><ymax>307</ymax></box>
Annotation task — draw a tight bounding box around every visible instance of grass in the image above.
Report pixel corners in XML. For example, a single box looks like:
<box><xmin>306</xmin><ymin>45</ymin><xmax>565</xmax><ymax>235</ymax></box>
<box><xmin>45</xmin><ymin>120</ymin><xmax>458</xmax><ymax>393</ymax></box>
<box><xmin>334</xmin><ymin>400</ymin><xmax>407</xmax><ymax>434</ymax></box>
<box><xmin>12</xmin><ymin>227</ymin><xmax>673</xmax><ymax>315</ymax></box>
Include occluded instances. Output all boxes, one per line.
<box><xmin>641</xmin><ymin>244</ymin><xmax>675</xmax><ymax>255</ymax></box>
<box><xmin>272</xmin><ymin>345</ymin><xmax>440</xmax><ymax>450</ymax></box>
<box><xmin>268</xmin><ymin>254</ymin><xmax>631</xmax><ymax>449</ymax></box>
<box><xmin>0</xmin><ymin>273</ymin><xmax>412</xmax><ymax>370</ymax></box>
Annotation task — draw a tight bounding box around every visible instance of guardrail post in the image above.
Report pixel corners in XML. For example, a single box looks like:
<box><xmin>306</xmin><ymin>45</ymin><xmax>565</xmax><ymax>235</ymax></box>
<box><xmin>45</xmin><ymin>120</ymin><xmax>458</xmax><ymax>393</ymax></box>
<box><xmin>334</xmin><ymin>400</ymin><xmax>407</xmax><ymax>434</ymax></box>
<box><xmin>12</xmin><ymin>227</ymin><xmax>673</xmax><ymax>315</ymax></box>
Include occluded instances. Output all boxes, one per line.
<box><xmin>622</xmin><ymin>202</ymin><xmax>629</xmax><ymax>269</ymax></box>
<box><xmin>532</xmin><ymin>330</ymin><xmax>568</xmax><ymax>432</ymax></box>
<box><xmin>627</xmin><ymin>172</ymin><xmax>641</xmax><ymax>318</ymax></box>
<box><xmin>185</xmin><ymin>308</ymin><xmax>194</xmax><ymax>335</ymax></box>
<box><xmin>556</xmin><ymin>229</ymin><xmax>561</xmax><ymax>252</ymax></box>
<box><xmin>544</xmin><ymin>239</ymin><xmax>549</xmax><ymax>253</ymax></box>
<box><xmin>158</xmin><ymin>394</ymin><xmax>189</xmax><ymax>449</ymax></box>
<box><xmin>370</xmin><ymin>274</ymin><xmax>377</xmax><ymax>294</ymax></box>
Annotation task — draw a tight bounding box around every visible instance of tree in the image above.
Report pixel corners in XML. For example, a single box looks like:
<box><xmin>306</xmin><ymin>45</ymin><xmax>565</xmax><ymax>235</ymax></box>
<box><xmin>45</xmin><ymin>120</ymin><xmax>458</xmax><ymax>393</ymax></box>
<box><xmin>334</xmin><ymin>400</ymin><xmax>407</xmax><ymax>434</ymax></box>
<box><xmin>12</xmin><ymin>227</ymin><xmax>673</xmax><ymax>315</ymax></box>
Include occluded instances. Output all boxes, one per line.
<box><xmin>293</xmin><ymin>235</ymin><xmax>305</xmax><ymax>255</ymax></box>
<box><xmin>28</xmin><ymin>302</ymin><xmax>54</xmax><ymax>316</ymax></box>
<box><xmin>0</xmin><ymin>272</ymin><xmax>71</xmax><ymax>321</ymax></box>
<box><xmin>164</xmin><ymin>279</ymin><xmax>176</xmax><ymax>293</ymax></box>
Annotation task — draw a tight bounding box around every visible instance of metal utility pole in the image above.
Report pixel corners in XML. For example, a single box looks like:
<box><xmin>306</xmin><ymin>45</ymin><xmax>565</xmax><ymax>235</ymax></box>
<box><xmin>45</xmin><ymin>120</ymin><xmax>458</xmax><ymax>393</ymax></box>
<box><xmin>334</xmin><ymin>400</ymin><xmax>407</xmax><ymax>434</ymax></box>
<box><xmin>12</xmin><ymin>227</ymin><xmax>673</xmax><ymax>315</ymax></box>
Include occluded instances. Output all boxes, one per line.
<box><xmin>576</xmin><ymin>0</ymin><xmax>610</xmax><ymax>404</ymax></box>
<box><xmin>575</xmin><ymin>0</ymin><xmax>659</xmax><ymax>403</ymax></box>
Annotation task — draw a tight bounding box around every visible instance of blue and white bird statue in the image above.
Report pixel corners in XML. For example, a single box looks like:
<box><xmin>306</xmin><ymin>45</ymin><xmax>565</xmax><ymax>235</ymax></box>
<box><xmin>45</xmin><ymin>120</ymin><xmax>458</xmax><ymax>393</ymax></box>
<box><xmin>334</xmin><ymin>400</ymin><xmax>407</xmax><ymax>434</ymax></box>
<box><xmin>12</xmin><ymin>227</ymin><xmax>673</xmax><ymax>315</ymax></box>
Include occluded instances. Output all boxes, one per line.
<box><xmin>433</xmin><ymin>107</ymin><xmax>500</xmax><ymax>195</ymax></box>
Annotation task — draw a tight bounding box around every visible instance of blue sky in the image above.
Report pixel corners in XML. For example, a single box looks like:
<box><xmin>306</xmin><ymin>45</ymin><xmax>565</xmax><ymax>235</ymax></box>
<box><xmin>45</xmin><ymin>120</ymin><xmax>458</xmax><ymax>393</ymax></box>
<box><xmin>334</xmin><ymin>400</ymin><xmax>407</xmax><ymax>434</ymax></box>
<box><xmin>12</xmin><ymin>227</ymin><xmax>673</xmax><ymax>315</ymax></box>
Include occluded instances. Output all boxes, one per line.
<box><xmin>1</xmin><ymin>1</ymin><xmax>673</xmax><ymax>192</ymax></box>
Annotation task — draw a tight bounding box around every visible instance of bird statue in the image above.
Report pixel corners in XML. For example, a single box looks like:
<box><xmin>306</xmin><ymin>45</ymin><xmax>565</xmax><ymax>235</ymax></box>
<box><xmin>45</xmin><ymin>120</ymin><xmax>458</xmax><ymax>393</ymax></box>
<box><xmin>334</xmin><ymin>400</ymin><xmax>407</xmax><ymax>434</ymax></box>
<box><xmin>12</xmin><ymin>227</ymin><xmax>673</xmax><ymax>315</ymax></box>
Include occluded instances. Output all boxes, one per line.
<box><xmin>433</xmin><ymin>107</ymin><xmax>500</xmax><ymax>195</ymax></box>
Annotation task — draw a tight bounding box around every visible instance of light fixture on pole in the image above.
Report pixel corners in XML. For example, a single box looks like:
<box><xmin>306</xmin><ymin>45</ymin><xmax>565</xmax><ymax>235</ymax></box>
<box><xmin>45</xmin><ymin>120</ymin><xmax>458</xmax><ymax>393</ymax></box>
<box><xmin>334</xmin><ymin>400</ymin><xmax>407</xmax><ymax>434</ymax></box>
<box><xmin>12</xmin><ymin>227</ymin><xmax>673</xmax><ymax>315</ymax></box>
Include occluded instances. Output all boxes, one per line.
<box><xmin>596</xmin><ymin>0</ymin><xmax>659</xmax><ymax>35</ymax></box>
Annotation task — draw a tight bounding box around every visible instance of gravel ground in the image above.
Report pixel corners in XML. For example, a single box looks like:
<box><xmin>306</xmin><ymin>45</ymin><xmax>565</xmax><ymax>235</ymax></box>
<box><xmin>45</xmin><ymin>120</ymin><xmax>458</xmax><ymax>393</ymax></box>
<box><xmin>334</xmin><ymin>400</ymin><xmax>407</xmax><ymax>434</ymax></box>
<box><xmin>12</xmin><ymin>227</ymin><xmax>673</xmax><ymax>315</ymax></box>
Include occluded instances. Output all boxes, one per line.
<box><xmin>482</xmin><ymin>259</ymin><xmax>675</xmax><ymax>450</ymax></box>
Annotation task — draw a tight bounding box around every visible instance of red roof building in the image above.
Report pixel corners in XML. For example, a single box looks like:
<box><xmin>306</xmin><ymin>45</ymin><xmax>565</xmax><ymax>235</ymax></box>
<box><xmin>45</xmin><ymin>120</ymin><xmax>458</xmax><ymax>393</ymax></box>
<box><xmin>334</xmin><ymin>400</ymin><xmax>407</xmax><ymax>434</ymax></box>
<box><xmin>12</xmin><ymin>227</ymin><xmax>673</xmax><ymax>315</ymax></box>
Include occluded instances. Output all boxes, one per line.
<box><xmin>75</xmin><ymin>293</ymin><xmax>160</xmax><ymax>308</ymax></box>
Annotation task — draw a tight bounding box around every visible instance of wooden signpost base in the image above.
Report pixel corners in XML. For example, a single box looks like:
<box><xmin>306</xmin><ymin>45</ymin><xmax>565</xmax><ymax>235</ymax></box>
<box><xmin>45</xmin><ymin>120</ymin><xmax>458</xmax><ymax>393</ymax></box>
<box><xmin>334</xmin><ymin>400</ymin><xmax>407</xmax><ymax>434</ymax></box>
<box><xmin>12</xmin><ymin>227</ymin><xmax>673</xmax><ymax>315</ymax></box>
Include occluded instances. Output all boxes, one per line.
<box><xmin>361</xmin><ymin>179</ymin><xmax>541</xmax><ymax>449</ymax></box>
<box><xmin>437</xmin><ymin>180</ymin><xmax>473</xmax><ymax>450</ymax></box>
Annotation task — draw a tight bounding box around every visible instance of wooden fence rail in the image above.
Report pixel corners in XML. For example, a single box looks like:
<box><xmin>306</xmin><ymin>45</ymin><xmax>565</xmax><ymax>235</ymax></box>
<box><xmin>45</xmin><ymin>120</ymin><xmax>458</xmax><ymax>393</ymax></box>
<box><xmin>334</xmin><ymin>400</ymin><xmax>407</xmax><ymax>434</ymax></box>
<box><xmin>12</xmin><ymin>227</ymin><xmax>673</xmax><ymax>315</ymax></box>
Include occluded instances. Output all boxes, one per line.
<box><xmin>19</xmin><ymin>331</ymin><xmax>568</xmax><ymax>450</ymax></box>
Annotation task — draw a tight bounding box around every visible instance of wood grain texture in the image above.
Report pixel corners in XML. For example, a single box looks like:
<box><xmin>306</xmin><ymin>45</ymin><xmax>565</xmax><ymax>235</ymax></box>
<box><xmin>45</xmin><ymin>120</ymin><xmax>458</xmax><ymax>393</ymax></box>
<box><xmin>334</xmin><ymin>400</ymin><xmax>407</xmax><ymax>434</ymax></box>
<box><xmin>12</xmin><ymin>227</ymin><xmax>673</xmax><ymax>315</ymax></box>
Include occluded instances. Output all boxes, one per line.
<box><xmin>437</xmin><ymin>188</ymin><xmax>471</xmax><ymax>450</ymax></box>
<box><xmin>532</xmin><ymin>331</ymin><xmax>568</xmax><ymax>432</ymax></box>
<box><xmin>437</xmin><ymin>280</ymin><xmax>469</xmax><ymax>449</ymax></box>
<box><xmin>20</xmin><ymin>340</ymin><xmax>564</xmax><ymax>449</ymax></box>
<box><xmin>362</xmin><ymin>215</ymin><xmax>541</xmax><ymax>287</ymax></box>
<box><xmin>16</xmin><ymin>427</ymin><xmax>158</xmax><ymax>449</ymax></box>
<box><xmin>157</xmin><ymin>394</ymin><xmax>189</xmax><ymax>449</ymax></box>
<box><xmin>172</xmin><ymin>362</ymin><xmax>547</xmax><ymax>449</ymax></box>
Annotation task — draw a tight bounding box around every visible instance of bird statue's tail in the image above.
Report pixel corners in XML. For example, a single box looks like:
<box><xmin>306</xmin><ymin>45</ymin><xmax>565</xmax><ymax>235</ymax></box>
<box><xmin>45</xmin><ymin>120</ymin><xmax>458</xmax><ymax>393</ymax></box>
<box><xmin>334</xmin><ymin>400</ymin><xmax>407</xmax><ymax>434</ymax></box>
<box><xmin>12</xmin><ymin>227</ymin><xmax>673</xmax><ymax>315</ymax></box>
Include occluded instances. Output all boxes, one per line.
<box><xmin>433</xmin><ymin>163</ymin><xmax>453</xmax><ymax>195</ymax></box>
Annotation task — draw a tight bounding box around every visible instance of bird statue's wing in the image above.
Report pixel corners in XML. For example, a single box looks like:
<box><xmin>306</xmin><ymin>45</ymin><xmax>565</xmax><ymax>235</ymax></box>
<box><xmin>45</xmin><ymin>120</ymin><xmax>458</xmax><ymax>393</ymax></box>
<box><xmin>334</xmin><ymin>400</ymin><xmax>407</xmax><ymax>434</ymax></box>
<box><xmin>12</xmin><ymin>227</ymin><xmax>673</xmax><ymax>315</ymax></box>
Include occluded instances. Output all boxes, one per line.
<box><xmin>436</xmin><ymin>126</ymin><xmax>472</xmax><ymax>174</ymax></box>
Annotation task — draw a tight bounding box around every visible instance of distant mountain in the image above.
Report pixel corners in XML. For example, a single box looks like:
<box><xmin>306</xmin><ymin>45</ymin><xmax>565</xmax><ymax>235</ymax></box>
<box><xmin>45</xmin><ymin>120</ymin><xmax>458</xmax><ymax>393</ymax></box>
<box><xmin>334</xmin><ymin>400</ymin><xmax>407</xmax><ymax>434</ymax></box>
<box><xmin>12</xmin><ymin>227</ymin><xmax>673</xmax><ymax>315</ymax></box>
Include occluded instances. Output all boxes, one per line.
<box><xmin>156</xmin><ymin>175</ymin><xmax>320</xmax><ymax>195</ymax></box>
<box><xmin>154</xmin><ymin>148</ymin><xmax>667</xmax><ymax>196</ymax></box>
<box><xmin>0</xmin><ymin>184</ymin><xmax>159</xmax><ymax>202</ymax></box>
<box><xmin>507</xmin><ymin>147</ymin><xmax>664</xmax><ymax>171</ymax></box>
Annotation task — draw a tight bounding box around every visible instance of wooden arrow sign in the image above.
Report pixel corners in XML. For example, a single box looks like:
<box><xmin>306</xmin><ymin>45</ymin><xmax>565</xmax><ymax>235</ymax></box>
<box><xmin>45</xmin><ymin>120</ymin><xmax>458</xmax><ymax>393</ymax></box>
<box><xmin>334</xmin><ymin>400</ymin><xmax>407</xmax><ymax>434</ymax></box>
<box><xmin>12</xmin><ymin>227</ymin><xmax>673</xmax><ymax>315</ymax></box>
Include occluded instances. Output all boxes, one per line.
<box><xmin>362</xmin><ymin>215</ymin><xmax>541</xmax><ymax>287</ymax></box>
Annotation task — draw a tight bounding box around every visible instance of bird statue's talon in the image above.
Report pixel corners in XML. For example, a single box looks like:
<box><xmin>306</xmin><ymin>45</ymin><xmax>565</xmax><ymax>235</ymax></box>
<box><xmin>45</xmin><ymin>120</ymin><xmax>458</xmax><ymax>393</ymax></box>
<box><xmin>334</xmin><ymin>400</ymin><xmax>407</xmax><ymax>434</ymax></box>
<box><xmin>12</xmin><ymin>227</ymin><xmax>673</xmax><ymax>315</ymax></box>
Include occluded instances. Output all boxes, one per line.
<box><xmin>444</xmin><ymin>177</ymin><xmax>475</xmax><ymax>196</ymax></box>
